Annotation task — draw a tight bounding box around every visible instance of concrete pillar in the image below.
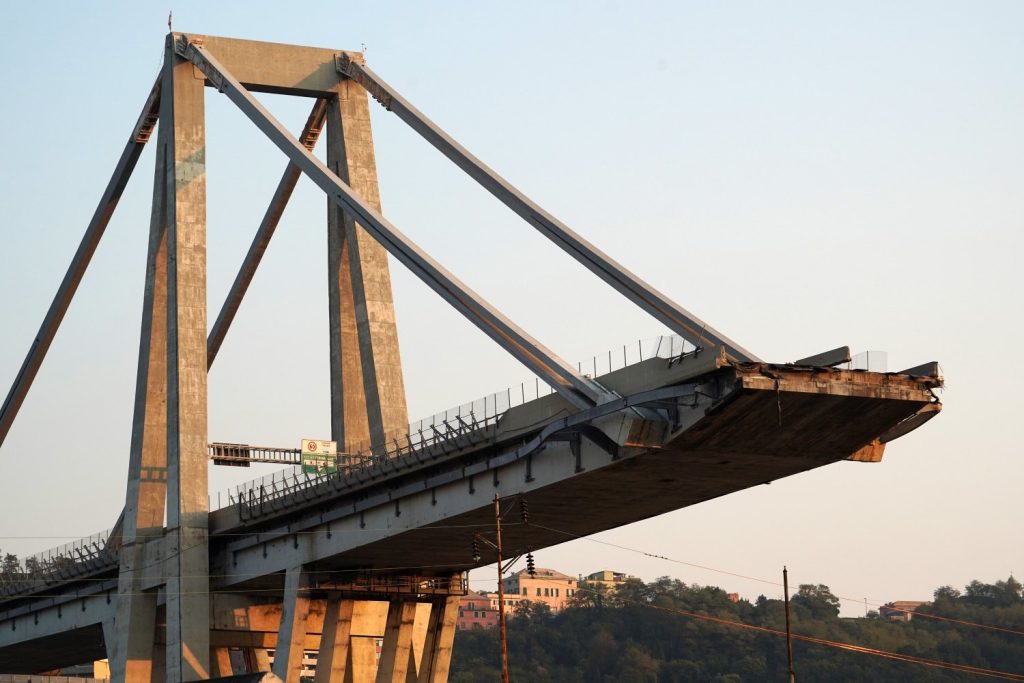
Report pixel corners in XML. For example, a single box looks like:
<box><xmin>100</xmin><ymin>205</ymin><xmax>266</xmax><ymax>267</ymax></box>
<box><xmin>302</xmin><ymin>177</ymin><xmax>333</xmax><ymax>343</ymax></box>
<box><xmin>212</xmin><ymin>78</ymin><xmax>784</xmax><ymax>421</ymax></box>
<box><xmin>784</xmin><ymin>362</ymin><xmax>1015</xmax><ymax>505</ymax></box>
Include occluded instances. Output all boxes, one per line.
<box><xmin>417</xmin><ymin>597</ymin><xmax>458</xmax><ymax>683</ymax></box>
<box><xmin>375</xmin><ymin>601</ymin><xmax>417</xmax><ymax>683</ymax></box>
<box><xmin>407</xmin><ymin>602</ymin><xmax>432</xmax><ymax>682</ymax></box>
<box><xmin>162</xmin><ymin>34</ymin><xmax>211</xmax><ymax>682</ymax></box>
<box><xmin>327</xmin><ymin>74</ymin><xmax>408</xmax><ymax>453</ymax></box>
<box><xmin>112</xmin><ymin>78</ymin><xmax>171</xmax><ymax>683</ymax></box>
<box><xmin>314</xmin><ymin>595</ymin><xmax>354</xmax><ymax>683</ymax></box>
<box><xmin>350</xmin><ymin>636</ymin><xmax>380</xmax><ymax>683</ymax></box>
<box><xmin>272</xmin><ymin>567</ymin><xmax>311</xmax><ymax>683</ymax></box>
<box><xmin>211</xmin><ymin>647</ymin><xmax>233</xmax><ymax>677</ymax></box>
<box><xmin>249</xmin><ymin>648</ymin><xmax>272</xmax><ymax>673</ymax></box>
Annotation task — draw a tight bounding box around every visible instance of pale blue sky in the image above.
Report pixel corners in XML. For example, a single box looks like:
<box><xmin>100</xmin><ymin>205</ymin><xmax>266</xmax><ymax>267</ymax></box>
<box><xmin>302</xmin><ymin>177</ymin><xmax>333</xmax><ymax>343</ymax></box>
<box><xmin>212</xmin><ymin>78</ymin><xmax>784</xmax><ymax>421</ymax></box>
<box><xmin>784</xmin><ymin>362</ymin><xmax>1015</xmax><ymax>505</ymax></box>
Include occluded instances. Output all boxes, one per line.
<box><xmin>0</xmin><ymin>1</ymin><xmax>1021</xmax><ymax>616</ymax></box>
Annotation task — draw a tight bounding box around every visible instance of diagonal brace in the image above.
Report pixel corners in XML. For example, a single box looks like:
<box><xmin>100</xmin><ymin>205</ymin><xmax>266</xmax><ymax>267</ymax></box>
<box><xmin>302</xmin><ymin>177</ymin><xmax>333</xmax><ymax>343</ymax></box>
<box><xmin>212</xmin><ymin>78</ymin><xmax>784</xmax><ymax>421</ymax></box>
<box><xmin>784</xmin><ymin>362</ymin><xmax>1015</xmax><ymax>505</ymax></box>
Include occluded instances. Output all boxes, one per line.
<box><xmin>176</xmin><ymin>37</ymin><xmax>608</xmax><ymax>410</ymax></box>
<box><xmin>207</xmin><ymin>99</ymin><xmax>329</xmax><ymax>368</ymax></box>
<box><xmin>0</xmin><ymin>76</ymin><xmax>162</xmax><ymax>450</ymax></box>
<box><xmin>336</xmin><ymin>55</ymin><xmax>760</xmax><ymax>363</ymax></box>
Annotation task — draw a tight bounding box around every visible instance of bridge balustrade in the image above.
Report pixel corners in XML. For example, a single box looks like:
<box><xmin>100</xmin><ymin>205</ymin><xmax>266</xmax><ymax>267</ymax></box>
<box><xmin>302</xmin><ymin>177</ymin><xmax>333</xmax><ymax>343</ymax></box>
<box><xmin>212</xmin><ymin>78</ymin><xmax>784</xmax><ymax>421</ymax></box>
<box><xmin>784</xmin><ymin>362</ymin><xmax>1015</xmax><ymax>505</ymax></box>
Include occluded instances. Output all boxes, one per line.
<box><xmin>1</xmin><ymin>334</ymin><xmax>698</xmax><ymax>598</ymax></box>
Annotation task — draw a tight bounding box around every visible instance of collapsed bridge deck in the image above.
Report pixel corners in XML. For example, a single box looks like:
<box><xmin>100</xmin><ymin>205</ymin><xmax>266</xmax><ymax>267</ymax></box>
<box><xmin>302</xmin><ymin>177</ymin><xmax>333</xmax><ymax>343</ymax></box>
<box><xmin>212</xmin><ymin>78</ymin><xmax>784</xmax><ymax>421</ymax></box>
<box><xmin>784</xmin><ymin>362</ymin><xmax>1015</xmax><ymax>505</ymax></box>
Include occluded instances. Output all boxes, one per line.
<box><xmin>0</xmin><ymin>348</ymin><xmax>940</xmax><ymax>671</ymax></box>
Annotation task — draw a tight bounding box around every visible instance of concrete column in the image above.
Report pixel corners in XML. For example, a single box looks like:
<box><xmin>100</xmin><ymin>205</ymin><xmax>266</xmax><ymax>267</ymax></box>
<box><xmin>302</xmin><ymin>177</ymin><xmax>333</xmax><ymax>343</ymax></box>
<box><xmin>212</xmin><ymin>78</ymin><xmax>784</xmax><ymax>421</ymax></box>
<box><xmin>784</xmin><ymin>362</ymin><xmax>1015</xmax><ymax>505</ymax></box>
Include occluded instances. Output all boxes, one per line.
<box><xmin>112</xmin><ymin>77</ymin><xmax>171</xmax><ymax>683</ymax></box>
<box><xmin>348</xmin><ymin>601</ymin><xmax>389</xmax><ymax>683</ymax></box>
<box><xmin>375</xmin><ymin>601</ymin><xmax>417</xmax><ymax>683</ymax></box>
<box><xmin>407</xmin><ymin>602</ymin><xmax>432</xmax><ymax>681</ymax></box>
<box><xmin>326</xmin><ymin>73</ymin><xmax>408</xmax><ymax>452</ymax></box>
<box><xmin>314</xmin><ymin>595</ymin><xmax>354</xmax><ymax>683</ymax></box>
<box><xmin>350</xmin><ymin>636</ymin><xmax>380</xmax><ymax>683</ymax></box>
<box><xmin>417</xmin><ymin>597</ymin><xmax>458</xmax><ymax>683</ymax></box>
<box><xmin>272</xmin><ymin>567</ymin><xmax>311</xmax><ymax>683</ymax></box>
<box><xmin>211</xmin><ymin>647</ymin><xmax>233</xmax><ymax>677</ymax></box>
<box><xmin>162</xmin><ymin>35</ymin><xmax>211</xmax><ymax>682</ymax></box>
<box><xmin>249</xmin><ymin>648</ymin><xmax>272</xmax><ymax>673</ymax></box>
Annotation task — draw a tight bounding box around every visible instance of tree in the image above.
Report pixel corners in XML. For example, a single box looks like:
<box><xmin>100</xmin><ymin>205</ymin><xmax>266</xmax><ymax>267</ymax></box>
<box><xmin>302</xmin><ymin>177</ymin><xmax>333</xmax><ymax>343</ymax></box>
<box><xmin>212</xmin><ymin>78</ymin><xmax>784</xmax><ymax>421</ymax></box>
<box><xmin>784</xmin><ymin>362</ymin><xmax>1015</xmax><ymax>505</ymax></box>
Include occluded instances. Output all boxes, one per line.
<box><xmin>450</xmin><ymin>575</ymin><xmax>1024</xmax><ymax>682</ymax></box>
<box><xmin>566</xmin><ymin>581</ymin><xmax>610</xmax><ymax>609</ymax></box>
<box><xmin>513</xmin><ymin>599</ymin><xmax>553</xmax><ymax>620</ymax></box>
<box><xmin>1</xmin><ymin>552</ymin><xmax>20</xmax><ymax>577</ymax></box>
<box><xmin>793</xmin><ymin>584</ymin><xmax>840</xmax><ymax>619</ymax></box>
<box><xmin>964</xmin><ymin>577</ymin><xmax>1023</xmax><ymax>608</ymax></box>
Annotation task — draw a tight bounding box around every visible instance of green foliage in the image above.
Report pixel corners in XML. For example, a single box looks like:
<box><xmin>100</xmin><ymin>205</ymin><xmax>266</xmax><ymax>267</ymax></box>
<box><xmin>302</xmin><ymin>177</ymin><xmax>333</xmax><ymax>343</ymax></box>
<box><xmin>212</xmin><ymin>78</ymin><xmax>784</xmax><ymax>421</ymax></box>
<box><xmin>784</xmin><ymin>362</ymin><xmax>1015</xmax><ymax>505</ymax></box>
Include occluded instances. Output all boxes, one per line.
<box><xmin>450</xmin><ymin>576</ymin><xmax>1024</xmax><ymax>682</ymax></box>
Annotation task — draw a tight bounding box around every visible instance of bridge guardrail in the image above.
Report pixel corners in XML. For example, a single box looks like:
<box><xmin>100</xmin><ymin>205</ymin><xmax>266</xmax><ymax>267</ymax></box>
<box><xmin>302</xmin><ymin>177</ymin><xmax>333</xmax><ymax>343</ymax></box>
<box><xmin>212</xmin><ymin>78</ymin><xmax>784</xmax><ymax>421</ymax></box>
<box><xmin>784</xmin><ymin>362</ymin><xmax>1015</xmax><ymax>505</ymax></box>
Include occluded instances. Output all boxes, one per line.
<box><xmin>0</xmin><ymin>528</ymin><xmax>115</xmax><ymax>599</ymax></box>
<box><xmin>220</xmin><ymin>334</ymin><xmax>698</xmax><ymax>518</ymax></box>
<box><xmin>2</xmin><ymin>335</ymin><xmax>698</xmax><ymax>596</ymax></box>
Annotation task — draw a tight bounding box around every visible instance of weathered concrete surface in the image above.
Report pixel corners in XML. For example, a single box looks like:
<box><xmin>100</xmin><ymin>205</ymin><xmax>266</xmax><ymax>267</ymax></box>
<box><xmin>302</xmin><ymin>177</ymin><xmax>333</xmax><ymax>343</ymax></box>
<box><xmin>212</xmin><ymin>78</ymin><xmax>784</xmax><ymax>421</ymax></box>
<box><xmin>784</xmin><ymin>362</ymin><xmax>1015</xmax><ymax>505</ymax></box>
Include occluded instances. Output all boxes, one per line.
<box><xmin>179</xmin><ymin>34</ymin><xmax>352</xmax><ymax>97</ymax></box>
<box><xmin>327</xmin><ymin>77</ymin><xmax>408</xmax><ymax>452</ymax></box>
<box><xmin>162</xmin><ymin>37</ymin><xmax>211</xmax><ymax>681</ymax></box>
<box><xmin>202</xmin><ymin>356</ymin><xmax>938</xmax><ymax>587</ymax></box>
<box><xmin>113</xmin><ymin>83</ymin><xmax>171</xmax><ymax>683</ymax></box>
<box><xmin>0</xmin><ymin>356</ymin><xmax>939</xmax><ymax>675</ymax></box>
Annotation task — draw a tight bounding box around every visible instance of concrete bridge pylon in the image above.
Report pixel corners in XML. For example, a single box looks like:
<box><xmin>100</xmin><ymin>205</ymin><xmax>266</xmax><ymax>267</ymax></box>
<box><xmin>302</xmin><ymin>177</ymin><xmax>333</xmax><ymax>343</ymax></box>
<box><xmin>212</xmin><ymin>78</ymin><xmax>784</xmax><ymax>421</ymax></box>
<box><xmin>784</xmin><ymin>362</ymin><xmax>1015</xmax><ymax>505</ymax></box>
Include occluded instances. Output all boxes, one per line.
<box><xmin>108</xmin><ymin>34</ymin><xmax>418</xmax><ymax>682</ymax></box>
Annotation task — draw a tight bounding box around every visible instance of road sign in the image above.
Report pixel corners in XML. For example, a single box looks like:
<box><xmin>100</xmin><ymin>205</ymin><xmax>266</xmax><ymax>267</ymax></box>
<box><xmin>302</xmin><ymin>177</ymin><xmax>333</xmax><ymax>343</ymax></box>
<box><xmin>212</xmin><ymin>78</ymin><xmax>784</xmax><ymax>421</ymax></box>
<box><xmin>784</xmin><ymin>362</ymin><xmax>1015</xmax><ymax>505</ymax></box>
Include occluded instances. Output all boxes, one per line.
<box><xmin>301</xmin><ymin>438</ymin><xmax>337</xmax><ymax>474</ymax></box>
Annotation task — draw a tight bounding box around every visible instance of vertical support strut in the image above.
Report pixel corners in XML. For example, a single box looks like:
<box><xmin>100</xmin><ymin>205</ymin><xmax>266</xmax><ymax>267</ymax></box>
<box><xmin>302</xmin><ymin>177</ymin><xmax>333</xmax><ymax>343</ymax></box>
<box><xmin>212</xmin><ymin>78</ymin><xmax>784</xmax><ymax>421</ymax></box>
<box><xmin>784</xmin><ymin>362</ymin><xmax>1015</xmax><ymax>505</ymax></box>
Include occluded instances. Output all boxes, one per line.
<box><xmin>0</xmin><ymin>77</ymin><xmax>161</xmax><ymax>450</ymax></box>
<box><xmin>162</xmin><ymin>35</ymin><xmax>211</xmax><ymax>681</ymax></box>
<box><xmin>273</xmin><ymin>566</ymin><xmax>311</xmax><ymax>683</ymax></box>
<box><xmin>417</xmin><ymin>594</ymin><xmax>459</xmax><ymax>683</ymax></box>
<box><xmin>327</xmin><ymin>73</ymin><xmax>409</xmax><ymax>452</ymax></box>
<box><xmin>111</xmin><ymin>94</ymin><xmax>171</xmax><ymax>683</ymax></box>
<box><xmin>335</xmin><ymin>56</ymin><xmax>760</xmax><ymax>363</ymax></box>
<box><xmin>177</xmin><ymin>38</ymin><xmax>608</xmax><ymax>410</ymax></box>
<box><xmin>376</xmin><ymin>600</ymin><xmax>417</xmax><ymax>683</ymax></box>
<box><xmin>314</xmin><ymin>595</ymin><xmax>355</xmax><ymax>683</ymax></box>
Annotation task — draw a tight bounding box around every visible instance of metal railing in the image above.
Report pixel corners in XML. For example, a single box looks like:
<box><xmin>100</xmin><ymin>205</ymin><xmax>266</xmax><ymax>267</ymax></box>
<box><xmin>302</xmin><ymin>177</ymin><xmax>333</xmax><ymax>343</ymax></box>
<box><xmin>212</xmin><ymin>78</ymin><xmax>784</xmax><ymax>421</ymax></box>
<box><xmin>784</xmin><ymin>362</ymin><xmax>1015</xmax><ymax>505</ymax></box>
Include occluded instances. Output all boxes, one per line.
<box><xmin>841</xmin><ymin>350</ymin><xmax>888</xmax><ymax>372</ymax></box>
<box><xmin>3</xmin><ymin>334</ymin><xmax>700</xmax><ymax>593</ymax></box>
<box><xmin>216</xmin><ymin>334</ymin><xmax>700</xmax><ymax>518</ymax></box>
<box><xmin>0</xmin><ymin>528</ymin><xmax>115</xmax><ymax>599</ymax></box>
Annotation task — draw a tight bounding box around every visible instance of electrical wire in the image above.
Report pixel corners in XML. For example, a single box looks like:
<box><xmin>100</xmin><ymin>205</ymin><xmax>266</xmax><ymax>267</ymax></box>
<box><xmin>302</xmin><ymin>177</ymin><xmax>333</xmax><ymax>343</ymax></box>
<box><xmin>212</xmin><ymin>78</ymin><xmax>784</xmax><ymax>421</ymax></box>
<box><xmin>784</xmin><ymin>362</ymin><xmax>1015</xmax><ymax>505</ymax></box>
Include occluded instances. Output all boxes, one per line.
<box><xmin>467</xmin><ymin>574</ymin><xmax>1024</xmax><ymax>681</ymax></box>
<box><xmin>530</xmin><ymin>522</ymin><xmax>1024</xmax><ymax>638</ymax></box>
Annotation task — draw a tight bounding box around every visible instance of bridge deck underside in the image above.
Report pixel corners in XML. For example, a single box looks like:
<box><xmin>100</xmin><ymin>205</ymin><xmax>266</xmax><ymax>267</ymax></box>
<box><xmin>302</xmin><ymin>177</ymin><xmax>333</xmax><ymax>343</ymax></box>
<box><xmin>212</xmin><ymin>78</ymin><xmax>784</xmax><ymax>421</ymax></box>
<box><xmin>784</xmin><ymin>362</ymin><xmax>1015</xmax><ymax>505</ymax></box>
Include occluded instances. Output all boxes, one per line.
<box><xmin>0</xmin><ymin>368</ymin><xmax>933</xmax><ymax>672</ymax></box>
<box><xmin>274</xmin><ymin>382</ymin><xmax>927</xmax><ymax>575</ymax></box>
<box><xmin>0</xmin><ymin>624</ymin><xmax>104</xmax><ymax>674</ymax></box>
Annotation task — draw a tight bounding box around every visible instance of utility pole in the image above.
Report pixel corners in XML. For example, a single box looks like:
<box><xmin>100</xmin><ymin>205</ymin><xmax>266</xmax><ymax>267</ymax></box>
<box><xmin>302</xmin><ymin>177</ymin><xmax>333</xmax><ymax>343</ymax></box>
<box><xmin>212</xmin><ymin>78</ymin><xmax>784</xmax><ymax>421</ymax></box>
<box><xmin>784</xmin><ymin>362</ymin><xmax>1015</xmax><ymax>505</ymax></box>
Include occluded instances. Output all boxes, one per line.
<box><xmin>783</xmin><ymin>566</ymin><xmax>796</xmax><ymax>683</ymax></box>
<box><xmin>495</xmin><ymin>492</ymin><xmax>510</xmax><ymax>683</ymax></box>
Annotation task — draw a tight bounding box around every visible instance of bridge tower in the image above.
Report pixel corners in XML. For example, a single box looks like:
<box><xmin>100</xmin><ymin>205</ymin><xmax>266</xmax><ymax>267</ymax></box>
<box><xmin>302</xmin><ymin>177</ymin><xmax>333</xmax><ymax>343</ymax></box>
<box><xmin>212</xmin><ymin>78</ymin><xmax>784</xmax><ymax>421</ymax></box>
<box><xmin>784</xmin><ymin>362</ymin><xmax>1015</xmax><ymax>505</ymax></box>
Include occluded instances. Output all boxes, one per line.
<box><xmin>0</xmin><ymin>31</ymin><xmax>759</xmax><ymax>681</ymax></box>
<box><xmin>105</xmin><ymin>35</ymin><xmax>424</xmax><ymax>682</ymax></box>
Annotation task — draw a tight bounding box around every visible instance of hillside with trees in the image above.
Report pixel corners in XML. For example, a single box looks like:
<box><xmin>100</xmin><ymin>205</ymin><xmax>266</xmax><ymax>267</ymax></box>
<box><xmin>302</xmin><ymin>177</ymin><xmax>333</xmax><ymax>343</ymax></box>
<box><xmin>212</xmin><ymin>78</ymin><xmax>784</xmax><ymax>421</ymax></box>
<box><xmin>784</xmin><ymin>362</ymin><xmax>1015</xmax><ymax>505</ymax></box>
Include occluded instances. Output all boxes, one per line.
<box><xmin>451</xmin><ymin>576</ymin><xmax>1024</xmax><ymax>682</ymax></box>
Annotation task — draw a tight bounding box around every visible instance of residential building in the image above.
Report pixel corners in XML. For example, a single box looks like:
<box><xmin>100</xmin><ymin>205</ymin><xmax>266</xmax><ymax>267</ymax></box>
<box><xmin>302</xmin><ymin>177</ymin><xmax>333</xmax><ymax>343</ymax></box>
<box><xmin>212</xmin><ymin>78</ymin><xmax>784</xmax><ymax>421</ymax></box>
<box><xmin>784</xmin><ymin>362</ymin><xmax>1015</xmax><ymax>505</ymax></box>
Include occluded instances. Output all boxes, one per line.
<box><xmin>584</xmin><ymin>569</ymin><xmax>635</xmax><ymax>589</ymax></box>
<box><xmin>458</xmin><ymin>590</ymin><xmax>499</xmax><ymax>630</ymax></box>
<box><xmin>501</xmin><ymin>567</ymin><xmax>577</xmax><ymax>612</ymax></box>
<box><xmin>880</xmin><ymin>600</ymin><xmax>929</xmax><ymax>622</ymax></box>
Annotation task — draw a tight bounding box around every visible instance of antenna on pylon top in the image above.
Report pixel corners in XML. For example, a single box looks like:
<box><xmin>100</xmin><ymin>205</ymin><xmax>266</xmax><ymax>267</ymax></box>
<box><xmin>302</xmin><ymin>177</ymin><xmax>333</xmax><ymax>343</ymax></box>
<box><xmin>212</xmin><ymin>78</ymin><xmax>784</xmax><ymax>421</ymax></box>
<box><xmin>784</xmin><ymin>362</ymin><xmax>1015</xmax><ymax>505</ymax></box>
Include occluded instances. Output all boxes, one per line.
<box><xmin>168</xmin><ymin>11</ymin><xmax>173</xmax><ymax>32</ymax></box>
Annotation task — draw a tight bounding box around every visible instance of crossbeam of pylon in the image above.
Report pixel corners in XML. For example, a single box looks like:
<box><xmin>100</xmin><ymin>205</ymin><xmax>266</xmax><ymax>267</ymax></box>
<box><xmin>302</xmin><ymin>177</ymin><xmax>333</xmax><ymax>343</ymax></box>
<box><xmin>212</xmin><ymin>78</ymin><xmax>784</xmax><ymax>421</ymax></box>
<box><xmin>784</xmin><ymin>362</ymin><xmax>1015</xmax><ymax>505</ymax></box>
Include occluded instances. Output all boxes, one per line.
<box><xmin>177</xmin><ymin>37</ymin><xmax>609</xmax><ymax>409</ymax></box>
<box><xmin>207</xmin><ymin>98</ymin><xmax>329</xmax><ymax>368</ymax></box>
<box><xmin>0</xmin><ymin>76</ymin><xmax>162</xmax><ymax>450</ymax></box>
<box><xmin>335</xmin><ymin>55</ymin><xmax>760</xmax><ymax>364</ymax></box>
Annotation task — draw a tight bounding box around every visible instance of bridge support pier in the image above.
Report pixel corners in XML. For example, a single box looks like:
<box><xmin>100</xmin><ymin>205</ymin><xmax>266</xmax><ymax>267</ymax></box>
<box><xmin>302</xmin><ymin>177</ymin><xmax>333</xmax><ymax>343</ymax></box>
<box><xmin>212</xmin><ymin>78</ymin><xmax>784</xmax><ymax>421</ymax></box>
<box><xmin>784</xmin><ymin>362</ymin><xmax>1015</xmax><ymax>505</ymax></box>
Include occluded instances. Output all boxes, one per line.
<box><xmin>376</xmin><ymin>600</ymin><xmax>418</xmax><ymax>683</ymax></box>
<box><xmin>273</xmin><ymin>567</ymin><xmax>312</xmax><ymax>683</ymax></box>
<box><xmin>417</xmin><ymin>597</ymin><xmax>459</xmax><ymax>683</ymax></box>
<box><xmin>211</xmin><ymin>647</ymin><xmax>233</xmax><ymax>677</ymax></box>
<box><xmin>314</xmin><ymin>595</ymin><xmax>354</xmax><ymax>682</ymax></box>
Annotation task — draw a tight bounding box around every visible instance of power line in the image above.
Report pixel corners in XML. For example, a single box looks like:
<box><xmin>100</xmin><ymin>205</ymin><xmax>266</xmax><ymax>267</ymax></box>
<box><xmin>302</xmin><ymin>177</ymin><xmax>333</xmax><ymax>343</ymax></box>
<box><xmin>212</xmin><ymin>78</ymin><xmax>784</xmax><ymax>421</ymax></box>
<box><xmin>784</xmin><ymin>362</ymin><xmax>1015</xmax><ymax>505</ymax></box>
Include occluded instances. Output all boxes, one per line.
<box><xmin>530</xmin><ymin>522</ymin><xmax>1024</xmax><ymax>638</ymax></box>
<box><xmin>466</xmin><ymin>574</ymin><xmax>1024</xmax><ymax>682</ymax></box>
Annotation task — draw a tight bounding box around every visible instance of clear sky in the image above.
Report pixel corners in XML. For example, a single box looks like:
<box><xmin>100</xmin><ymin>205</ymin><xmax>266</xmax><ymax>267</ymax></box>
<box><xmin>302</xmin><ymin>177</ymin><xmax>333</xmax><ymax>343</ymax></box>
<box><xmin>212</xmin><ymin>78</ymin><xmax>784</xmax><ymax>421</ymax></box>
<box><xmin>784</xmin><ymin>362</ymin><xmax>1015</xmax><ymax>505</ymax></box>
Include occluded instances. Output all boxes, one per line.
<box><xmin>0</xmin><ymin>1</ymin><xmax>1021</xmax><ymax>617</ymax></box>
